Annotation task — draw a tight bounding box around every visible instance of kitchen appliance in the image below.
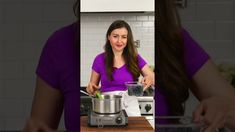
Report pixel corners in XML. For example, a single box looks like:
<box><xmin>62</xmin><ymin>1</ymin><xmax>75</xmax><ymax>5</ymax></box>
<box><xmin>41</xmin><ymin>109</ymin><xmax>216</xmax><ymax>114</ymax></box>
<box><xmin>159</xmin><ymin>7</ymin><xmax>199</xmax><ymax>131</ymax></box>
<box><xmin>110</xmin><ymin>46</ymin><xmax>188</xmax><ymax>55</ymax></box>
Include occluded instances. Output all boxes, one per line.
<box><xmin>88</xmin><ymin>94</ymin><xmax>128</xmax><ymax>127</ymax></box>
<box><xmin>136</xmin><ymin>87</ymin><xmax>154</xmax><ymax>128</ymax></box>
<box><xmin>88</xmin><ymin>110</ymin><xmax>128</xmax><ymax>127</ymax></box>
<box><xmin>80</xmin><ymin>87</ymin><xmax>154</xmax><ymax>116</ymax></box>
<box><xmin>137</xmin><ymin>96</ymin><xmax>154</xmax><ymax>115</ymax></box>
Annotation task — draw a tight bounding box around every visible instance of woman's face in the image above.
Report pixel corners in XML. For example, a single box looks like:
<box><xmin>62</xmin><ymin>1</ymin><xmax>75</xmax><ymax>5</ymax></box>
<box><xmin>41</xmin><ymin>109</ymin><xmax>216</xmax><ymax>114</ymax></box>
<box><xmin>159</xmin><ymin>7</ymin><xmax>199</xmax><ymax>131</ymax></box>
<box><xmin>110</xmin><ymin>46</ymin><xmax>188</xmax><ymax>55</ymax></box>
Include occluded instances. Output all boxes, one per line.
<box><xmin>108</xmin><ymin>27</ymin><xmax>128</xmax><ymax>53</ymax></box>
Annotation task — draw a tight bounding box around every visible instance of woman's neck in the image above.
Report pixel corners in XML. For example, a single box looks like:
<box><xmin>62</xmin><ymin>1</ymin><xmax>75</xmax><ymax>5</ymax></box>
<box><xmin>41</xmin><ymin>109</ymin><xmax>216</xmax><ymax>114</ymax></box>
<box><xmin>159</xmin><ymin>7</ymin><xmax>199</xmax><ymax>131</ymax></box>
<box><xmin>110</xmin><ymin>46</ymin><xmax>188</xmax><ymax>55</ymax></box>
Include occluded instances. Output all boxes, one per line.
<box><xmin>113</xmin><ymin>51</ymin><xmax>123</xmax><ymax>58</ymax></box>
<box><xmin>113</xmin><ymin>50</ymin><xmax>125</xmax><ymax>67</ymax></box>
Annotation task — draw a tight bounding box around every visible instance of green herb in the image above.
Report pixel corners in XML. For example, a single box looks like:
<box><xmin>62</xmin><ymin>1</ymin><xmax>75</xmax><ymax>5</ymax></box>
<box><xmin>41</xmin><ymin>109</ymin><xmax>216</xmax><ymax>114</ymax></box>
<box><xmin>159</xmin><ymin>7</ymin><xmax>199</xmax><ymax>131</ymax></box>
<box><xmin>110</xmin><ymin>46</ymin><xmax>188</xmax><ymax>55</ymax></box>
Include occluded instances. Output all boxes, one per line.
<box><xmin>96</xmin><ymin>91</ymin><xmax>103</xmax><ymax>99</ymax></box>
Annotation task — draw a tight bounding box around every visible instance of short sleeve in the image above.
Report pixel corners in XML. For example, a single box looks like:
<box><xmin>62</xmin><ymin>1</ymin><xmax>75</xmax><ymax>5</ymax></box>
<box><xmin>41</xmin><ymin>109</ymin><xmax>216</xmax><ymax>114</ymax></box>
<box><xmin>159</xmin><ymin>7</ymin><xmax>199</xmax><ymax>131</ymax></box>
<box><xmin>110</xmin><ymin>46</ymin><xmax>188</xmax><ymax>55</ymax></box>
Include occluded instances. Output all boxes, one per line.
<box><xmin>36</xmin><ymin>34</ymin><xmax>60</xmax><ymax>90</ymax></box>
<box><xmin>137</xmin><ymin>54</ymin><xmax>147</xmax><ymax>69</ymax></box>
<box><xmin>183</xmin><ymin>29</ymin><xmax>210</xmax><ymax>78</ymax></box>
<box><xmin>92</xmin><ymin>53</ymin><xmax>104</xmax><ymax>74</ymax></box>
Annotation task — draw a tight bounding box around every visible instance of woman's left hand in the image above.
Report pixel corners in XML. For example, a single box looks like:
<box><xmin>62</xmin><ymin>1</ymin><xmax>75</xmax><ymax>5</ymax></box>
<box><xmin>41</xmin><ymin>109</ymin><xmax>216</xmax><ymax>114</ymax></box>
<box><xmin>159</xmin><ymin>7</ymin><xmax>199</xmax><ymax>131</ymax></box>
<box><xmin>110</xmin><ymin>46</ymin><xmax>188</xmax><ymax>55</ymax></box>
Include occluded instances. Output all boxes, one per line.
<box><xmin>141</xmin><ymin>75</ymin><xmax>154</xmax><ymax>91</ymax></box>
<box><xmin>193</xmin><ymin>96</ymin><xmax>234</xmax><ymax>132</ymax></box>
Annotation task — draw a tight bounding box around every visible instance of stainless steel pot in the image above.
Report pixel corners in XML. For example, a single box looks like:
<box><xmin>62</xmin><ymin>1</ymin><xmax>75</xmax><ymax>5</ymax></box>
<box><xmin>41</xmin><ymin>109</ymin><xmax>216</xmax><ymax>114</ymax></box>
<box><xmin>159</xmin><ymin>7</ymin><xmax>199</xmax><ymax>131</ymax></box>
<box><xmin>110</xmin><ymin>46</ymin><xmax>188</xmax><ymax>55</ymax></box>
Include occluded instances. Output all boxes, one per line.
<box><xmin>92</xmin><ymin>95</ymin><xmax>122</xmax><ymax>114</ymax></box>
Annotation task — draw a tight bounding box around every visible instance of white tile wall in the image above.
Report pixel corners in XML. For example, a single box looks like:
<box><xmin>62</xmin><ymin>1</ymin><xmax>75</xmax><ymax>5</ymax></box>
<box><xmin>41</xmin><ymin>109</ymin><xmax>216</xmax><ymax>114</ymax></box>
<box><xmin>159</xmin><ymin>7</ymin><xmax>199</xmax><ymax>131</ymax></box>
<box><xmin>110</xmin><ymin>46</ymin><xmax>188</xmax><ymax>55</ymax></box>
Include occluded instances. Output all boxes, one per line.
<box><xmin>196</xmin><ymin>2</ymin><xmax>235</xmax><ymax>20</ymax></box>
<box><xmin>179</xmin><ymin>0</ymin><xmax>235</xmax><ymax>117</ymax></box>
<box><xmin>216</xmin><ymin>21</ymin><xmax>235</xmax><ymax>40</ymax></box>
<box><xmin>81</xmin><ymin>13</ymin><xmax>155</xmax><ymax>86</ymax></box>
<box><xmin>180</xmin><ymin>0</ymin><xmax>235</xmax><ymax>65</ymax></box>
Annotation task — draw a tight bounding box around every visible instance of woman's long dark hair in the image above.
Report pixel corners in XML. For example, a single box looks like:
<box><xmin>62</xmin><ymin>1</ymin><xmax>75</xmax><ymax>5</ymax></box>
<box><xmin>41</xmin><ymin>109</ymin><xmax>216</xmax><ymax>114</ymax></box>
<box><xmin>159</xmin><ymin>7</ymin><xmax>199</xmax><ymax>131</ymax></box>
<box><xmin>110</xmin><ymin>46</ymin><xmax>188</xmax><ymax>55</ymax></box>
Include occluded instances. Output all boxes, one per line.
<box><xmin>104</xmin><ymin>20</ymin><xmax>140</xmax><ymax>81</ymax></box>
<box><xmin>156</xmin><ymin>0</ymin><xmax>191</xmax><ymax>116</ymax></box>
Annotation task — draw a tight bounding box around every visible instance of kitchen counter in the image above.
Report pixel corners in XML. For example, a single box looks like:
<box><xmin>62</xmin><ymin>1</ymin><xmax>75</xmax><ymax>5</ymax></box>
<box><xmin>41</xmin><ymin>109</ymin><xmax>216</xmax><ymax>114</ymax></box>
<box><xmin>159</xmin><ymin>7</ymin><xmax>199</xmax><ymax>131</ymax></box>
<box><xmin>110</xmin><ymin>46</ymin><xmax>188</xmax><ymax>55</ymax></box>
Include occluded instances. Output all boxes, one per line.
<box><xmin>80</xmin><ymin>116</ymin><xmax>154</xmax><ymax>132</ymax></box>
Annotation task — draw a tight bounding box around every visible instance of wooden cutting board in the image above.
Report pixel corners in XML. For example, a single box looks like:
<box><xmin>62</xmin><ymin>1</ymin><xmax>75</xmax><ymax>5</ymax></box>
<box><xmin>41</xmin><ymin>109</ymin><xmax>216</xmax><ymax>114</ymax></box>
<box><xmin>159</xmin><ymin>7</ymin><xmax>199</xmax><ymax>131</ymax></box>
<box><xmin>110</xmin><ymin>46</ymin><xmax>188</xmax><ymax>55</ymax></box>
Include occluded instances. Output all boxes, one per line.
<box><xmin>80</xmin><ymin>116</ymin><xmax>154</xmax><ymax>132</ymax></box>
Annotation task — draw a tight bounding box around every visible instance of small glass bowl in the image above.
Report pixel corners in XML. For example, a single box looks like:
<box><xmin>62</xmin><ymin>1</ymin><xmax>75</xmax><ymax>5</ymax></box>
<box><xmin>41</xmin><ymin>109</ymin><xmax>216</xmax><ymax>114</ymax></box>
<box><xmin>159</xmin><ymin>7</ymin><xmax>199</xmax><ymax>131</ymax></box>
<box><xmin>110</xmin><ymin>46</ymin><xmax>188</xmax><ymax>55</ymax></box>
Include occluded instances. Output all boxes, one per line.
<box><xmin>125</xmin><ymin>81</ymin><xmax>144</xmax><ymax>96</ymax></box>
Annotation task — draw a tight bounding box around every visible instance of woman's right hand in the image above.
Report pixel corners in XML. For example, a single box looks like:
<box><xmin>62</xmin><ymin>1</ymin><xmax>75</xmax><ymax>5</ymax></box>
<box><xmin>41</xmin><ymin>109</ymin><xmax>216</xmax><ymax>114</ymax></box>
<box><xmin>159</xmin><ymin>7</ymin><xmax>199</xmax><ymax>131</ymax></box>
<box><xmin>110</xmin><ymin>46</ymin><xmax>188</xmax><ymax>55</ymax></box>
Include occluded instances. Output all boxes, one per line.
<box><xmin>193</xmin><ymin>96</ymin><xmax>235</xmax><ymax>131</ymax></box>
<box><xmin>86</xmin><ymin>82</ymin><xmax>100</xmax><ymax>95</ymax></box>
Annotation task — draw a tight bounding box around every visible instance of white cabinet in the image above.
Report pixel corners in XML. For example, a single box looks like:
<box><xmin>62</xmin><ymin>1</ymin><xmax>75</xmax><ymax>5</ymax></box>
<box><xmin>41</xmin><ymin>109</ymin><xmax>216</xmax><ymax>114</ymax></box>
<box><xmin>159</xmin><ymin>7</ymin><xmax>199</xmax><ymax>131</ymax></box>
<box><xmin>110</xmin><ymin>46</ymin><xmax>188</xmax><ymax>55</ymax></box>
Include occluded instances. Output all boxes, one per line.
<box><xmin>81</xmin><ymin>0</ymin><xmax>154</xmax><ymax>12</ymax></box>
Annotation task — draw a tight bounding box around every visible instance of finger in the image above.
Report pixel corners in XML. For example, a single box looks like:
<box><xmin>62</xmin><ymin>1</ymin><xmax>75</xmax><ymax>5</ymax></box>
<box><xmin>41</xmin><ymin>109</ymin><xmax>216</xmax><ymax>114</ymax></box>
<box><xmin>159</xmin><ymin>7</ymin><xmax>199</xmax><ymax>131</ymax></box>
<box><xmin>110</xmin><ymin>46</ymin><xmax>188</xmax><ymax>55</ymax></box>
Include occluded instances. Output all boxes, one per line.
<box><xmin>202</xmin><ymin>110</ymin><xmax>218</xmax><ymax>132</ymax></box>
<box><xmin>91</xmin><ymin>84</ymin><xmax>100</xmax><ymax>95</ymax></box>
<box><xmin>203</xmin><ymin>110</ymin><xmax>215</xmax><ymax>125</ymax></box>
<box><xmin>193</xmin><ymin>103</ymin><xmax>204</xmax><ymax>122</ymax></box>
<box><xmin>204</xmin><ymin>119</ymin><xmax>222</xmax><ymax>132</ymax></box>
<box><xmin>86</xmin><ymin>87</ymin><xmax>92</xmax><ymax>94</ymax></box>
<box><xmin>141</xmin><ymin>78</ymin><xmax>146</xmax><ymax>84</ymax></box>
<box><xmin>215</xmin><ymin>112</ymin><xmax>226</xmax><ymax>128</ymax></box>
<box><xmin>88</xmin><ymin>85</ymin><xmax>94</xmax><ymax>94</ymax></box>
<box><xmin>207</xmin><ymin>112</ymin><xmax>226</xmax><ymax>130</ymax></box>
<box><xmin>93</xmin><ymin>84</ymin><xmax>100</xmax><ymax>89</ymax></box>
<box><xmin>140</xmin><ymin>80</ymin><xmax>146</xmax><ymax>87</ymax></box>
<box><xmin>203</xmin><ymin>120</ymin><xmax>217</xmax><ymax>132</ymax></box>
<box><xmin>86</xmin><ymin>87</ymin><xmax>90</xmax><ymax>94</ymax></box>
<box><xmin>92</xmin><ymin>84</ymin><xmax>101</xmax><ymax>94</ymax></box>
<box><xmin>144</xmin><ymin>84</ymin><xmax>151</xmax><ymax>91</ymax></box>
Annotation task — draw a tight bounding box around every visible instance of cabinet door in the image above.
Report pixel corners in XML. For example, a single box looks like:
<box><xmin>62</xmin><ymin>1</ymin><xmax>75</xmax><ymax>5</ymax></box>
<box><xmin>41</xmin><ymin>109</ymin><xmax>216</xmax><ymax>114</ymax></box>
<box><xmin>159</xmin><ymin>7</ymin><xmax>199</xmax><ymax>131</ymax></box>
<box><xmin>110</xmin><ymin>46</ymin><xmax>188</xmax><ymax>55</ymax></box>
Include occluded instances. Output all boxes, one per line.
<box><xmin>81</xmin><ymin>0</ymin><xmax>154</xmax><ymax>12</ymax></box>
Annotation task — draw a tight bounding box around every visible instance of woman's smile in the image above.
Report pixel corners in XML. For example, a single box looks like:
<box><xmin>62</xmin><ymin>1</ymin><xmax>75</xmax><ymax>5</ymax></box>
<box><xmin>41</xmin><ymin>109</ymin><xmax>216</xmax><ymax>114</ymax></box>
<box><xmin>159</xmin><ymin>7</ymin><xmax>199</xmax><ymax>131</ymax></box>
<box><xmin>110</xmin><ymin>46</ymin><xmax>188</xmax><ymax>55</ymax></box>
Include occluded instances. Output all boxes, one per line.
<box><xmin>115</xmin><ymin>44</ymin><xmax>124</xmax><ymax>48</ymax></box>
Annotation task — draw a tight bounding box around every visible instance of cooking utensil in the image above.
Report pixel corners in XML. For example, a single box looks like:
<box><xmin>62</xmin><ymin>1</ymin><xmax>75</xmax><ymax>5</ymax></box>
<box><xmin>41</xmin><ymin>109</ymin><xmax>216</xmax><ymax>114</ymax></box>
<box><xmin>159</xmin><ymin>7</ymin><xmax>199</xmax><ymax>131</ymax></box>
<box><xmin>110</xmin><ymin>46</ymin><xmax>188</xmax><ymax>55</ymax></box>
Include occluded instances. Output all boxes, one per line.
<box><xmin>80</xmin><ymin>90</ymin><xmax>103</xmax><ymax>99</ymax></box>
<box><xmin>92</xmin><ymin>94</ymin><xmax>122</xmax><ymax>114</ymax></box>
<box><xmin>80</xmin><ymin>90</ymin><xmax>95</xmax><ymax>98</ymax></box>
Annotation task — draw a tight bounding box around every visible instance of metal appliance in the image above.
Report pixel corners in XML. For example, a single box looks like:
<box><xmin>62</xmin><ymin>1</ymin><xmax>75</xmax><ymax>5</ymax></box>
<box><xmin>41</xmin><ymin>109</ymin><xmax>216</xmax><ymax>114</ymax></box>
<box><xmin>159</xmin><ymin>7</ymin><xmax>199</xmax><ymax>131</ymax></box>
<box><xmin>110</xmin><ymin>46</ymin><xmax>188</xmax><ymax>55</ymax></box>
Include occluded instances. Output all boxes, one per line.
<box><xmin>80</xmin><ymin>91</ymin><xmax>128</xmax><ymax>127</ymax></box>
<box><xmin>80</xmin><ymin>87</ymin><xmax>154</xmax><ymax>117</ymax></box>
<box><xmin>138</xmin><ymin>87</ymin><xmax>154</xmax><ymax>115</ymax></box>
<box><xmin>88</xmin><ymin>109</ymin><xmax>128</xmax><ymax>127</ymax></box>
<box><xmin>136</xmin><ymin>87</ymin><xmax>154</xmax><ymax>127</ymax></box>
<box><xmin>137</xmin><ymin>96</ymin><xmax>154</xmax><ymax>115</ymax></box>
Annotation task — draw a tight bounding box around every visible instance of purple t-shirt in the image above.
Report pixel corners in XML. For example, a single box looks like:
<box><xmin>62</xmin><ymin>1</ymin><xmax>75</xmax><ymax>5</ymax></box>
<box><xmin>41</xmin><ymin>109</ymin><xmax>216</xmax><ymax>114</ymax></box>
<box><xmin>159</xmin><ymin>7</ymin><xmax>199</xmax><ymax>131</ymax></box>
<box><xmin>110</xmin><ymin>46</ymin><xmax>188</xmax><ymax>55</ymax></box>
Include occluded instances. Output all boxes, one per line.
<box><xmin>156</xmin><ymin>29</ymin><xmax>210</xmax><ymax>116</ymax></box>
<box><xmin>92</xmin><ymin>53</ymin><xmax>147</xmax><ymax>92</ymax></box>
<box><xmin>36</xmin><ymin>23</ymin><xmax>79</xmax><ymax>131</ymax></box>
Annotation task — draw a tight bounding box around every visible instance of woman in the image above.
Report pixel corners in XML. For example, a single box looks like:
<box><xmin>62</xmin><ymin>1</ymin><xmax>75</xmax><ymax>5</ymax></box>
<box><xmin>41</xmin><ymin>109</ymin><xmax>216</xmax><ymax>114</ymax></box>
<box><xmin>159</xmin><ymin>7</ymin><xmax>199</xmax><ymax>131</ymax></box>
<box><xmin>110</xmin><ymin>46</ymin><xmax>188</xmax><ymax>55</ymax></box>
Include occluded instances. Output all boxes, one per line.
<box><xmin>156</xmin><ymin>0</ymin><xmax>235</xmax><ymax>131</ymax></box>
<box><xmin>86</xmin><ymin>20</ymin><xmax>155</xmax><ymax>116</ymax></box>
<box><xmin>23</xmin><ymin>1</ymin><xmax>79</xmax><ymax>131</ymax></box>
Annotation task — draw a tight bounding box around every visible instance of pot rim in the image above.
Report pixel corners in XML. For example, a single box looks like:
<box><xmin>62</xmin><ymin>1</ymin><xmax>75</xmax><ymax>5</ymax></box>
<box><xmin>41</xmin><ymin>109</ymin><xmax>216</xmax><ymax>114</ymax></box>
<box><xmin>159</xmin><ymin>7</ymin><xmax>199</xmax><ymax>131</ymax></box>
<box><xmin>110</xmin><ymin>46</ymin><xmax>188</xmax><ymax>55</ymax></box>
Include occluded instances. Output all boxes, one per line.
<box><xmin>92</xmin><ymin>94</ymin><xmax>122</xmax><ymax>100</ymax></box>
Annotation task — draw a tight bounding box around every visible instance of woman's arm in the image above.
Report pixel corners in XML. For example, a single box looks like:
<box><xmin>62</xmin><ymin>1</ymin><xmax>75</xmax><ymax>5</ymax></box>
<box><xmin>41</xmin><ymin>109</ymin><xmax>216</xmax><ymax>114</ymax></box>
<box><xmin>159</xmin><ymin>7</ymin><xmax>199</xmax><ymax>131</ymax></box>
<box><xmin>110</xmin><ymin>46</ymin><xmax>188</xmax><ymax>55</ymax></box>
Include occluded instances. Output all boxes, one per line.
<box><xmin>191</xmin><ymin>59</ymin><xmax>235</xmax><ymax>100</ymax></box>
<box><xmin>86</xmin><ymin>70</ymin><xmax>101</xmax><ymax>94</ymax></box>
<box><xmin>23</xmin><ymin>76</ymin><xmax>64</xmax><ymax>131</ymax></box>
<box><xmin>191</xmin><ymin>59</ymin><xmax>235</xmax><ymax>131</ymax></box>
<box><xmin>141</xmin><ymin>64</ymin><xmax>155</xmax><ymax>90</ymax></box>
